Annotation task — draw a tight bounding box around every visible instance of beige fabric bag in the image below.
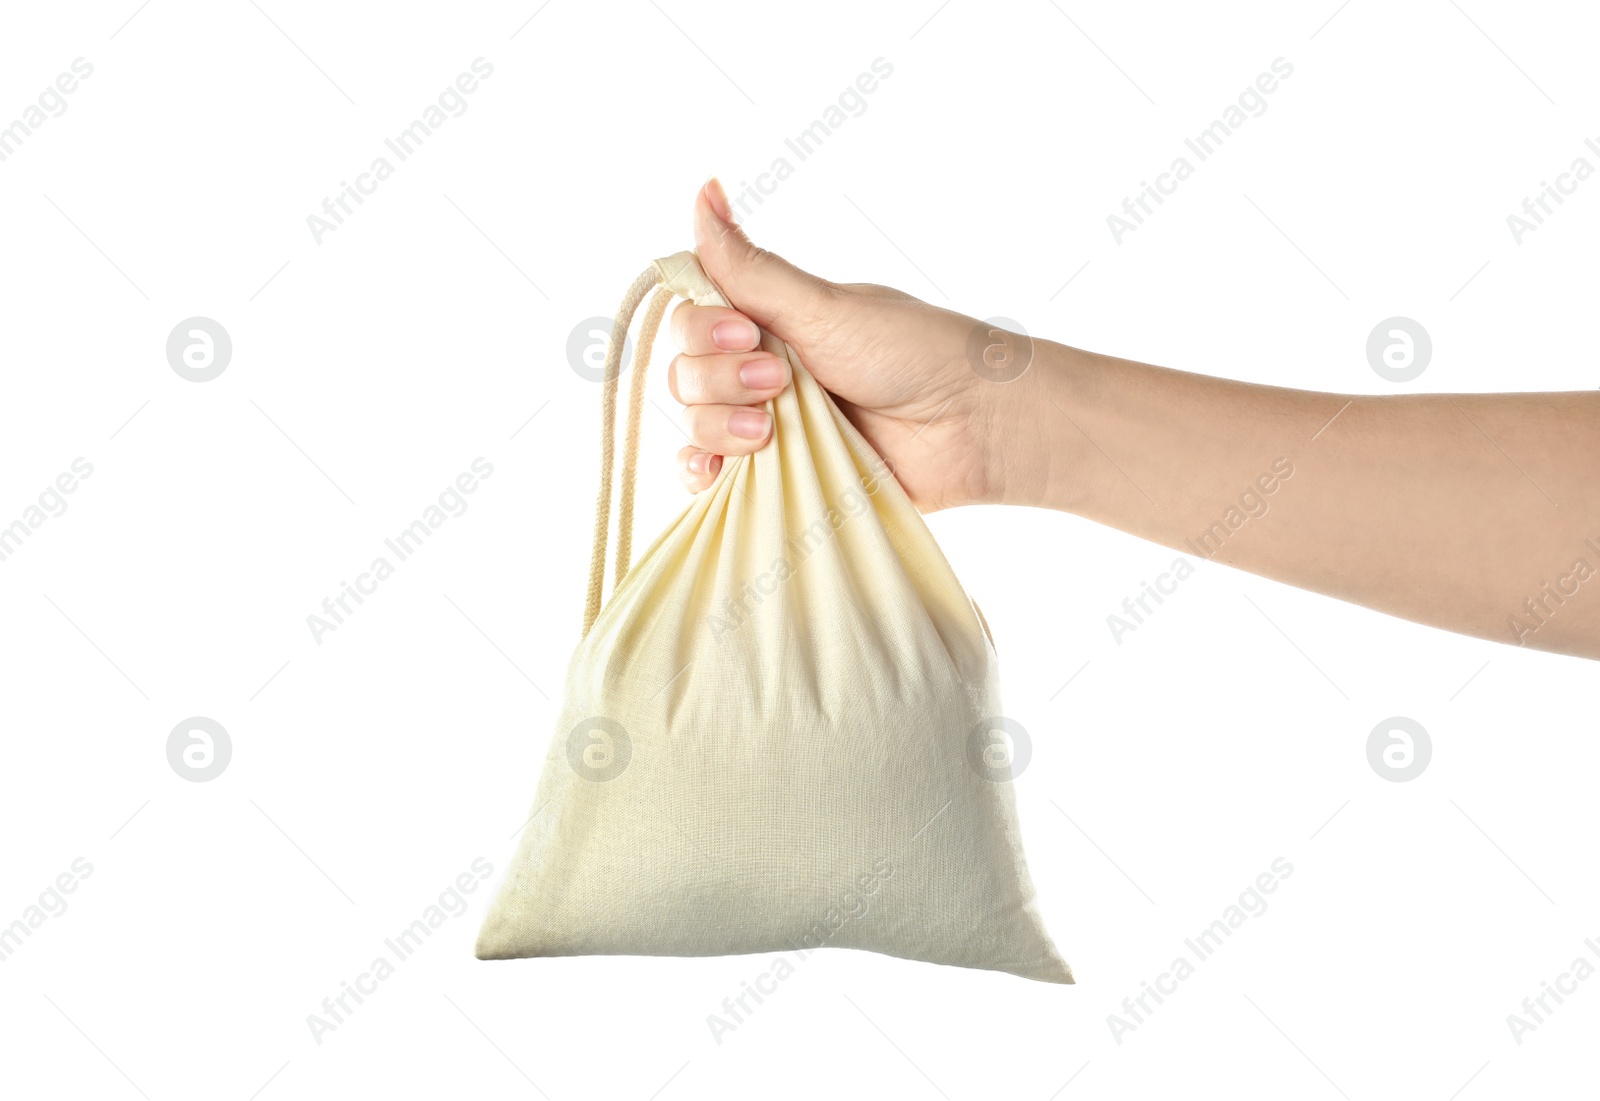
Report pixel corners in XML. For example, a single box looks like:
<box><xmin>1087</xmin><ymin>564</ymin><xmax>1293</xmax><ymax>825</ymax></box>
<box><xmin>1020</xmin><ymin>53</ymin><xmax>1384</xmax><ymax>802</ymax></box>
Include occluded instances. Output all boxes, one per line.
<box><xmin>476</xmin><ymin>251</ymin><xmax>1071</xmax><ymax>983</ymax></box>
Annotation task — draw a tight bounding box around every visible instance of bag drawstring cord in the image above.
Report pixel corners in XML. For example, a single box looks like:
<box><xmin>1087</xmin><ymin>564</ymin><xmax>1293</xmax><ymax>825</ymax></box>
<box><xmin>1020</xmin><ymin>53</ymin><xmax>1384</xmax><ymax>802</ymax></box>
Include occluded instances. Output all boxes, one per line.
<box><xmin>584</xmin><ymin>267</ymin><xmax>673</xmax><ymax>637</ymax></box>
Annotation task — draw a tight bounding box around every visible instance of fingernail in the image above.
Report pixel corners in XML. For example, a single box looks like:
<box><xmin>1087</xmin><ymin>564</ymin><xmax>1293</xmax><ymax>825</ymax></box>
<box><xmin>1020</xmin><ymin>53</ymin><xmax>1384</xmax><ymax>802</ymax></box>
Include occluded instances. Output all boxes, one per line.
<box><xmin>704</xmin><ymin>177</ymin><xmax>734</xmax><ymax>224</ymax></box>
<box><xmin>687</xmin><ymin>451</ymin><xmax>710</xmax><ymax>475</ymax></box>
<box><xmin>738</xmin><ymin>357</ymin><xmax>786</xmax><ymax>390</ymax></box>
<box><xmin>728</xmin><ymin>409</ymin><xmax>770</xmax><ymax>439</ymax></box>
<box><xmin>712</xmin><ymin>319</ymin><xmax>758</xmax><ymax>351</ymax></box>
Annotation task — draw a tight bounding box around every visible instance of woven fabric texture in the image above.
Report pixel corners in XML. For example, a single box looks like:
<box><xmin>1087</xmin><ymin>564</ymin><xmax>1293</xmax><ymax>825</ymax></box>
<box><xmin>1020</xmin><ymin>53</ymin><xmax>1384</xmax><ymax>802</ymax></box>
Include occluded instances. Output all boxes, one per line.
<box><xmin>476</xmin><ymin>250</ymin><xmax>1071</xmax><ymax>983</ymax></box>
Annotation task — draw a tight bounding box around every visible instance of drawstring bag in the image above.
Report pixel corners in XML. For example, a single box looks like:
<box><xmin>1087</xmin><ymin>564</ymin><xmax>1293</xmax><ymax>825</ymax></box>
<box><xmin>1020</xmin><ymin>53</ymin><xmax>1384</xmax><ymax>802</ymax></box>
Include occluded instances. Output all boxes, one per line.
<box><xmin>476</xmin><ymin>251</ymin><xmax>1071</xmax><ymax>983</ymax></box>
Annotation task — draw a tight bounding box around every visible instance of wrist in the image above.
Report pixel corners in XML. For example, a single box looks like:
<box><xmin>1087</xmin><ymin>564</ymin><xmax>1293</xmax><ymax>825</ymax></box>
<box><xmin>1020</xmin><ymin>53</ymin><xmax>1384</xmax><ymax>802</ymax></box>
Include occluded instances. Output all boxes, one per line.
<box><xmin>976</xmin><ymin>337</ymin><xmax>1101</xmax><ymax>513</ymax></box>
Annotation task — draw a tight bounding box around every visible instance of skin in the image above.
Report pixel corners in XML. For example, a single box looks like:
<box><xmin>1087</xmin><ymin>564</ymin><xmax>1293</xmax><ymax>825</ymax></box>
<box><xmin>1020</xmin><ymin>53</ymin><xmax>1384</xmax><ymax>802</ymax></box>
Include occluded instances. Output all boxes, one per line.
<box><xmin>668</xmin><ymin>179</ymin><xmax>1600</xmax><ymax>660</ymax></box>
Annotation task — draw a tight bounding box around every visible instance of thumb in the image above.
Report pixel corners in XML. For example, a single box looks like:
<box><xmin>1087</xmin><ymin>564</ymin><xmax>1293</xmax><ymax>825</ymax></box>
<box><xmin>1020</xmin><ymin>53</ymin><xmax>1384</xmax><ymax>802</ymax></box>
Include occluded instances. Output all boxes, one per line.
<box><xmin>694</xmin><ymin>179</ymin><xmax>833</xmax><ymax>342</ymax></box>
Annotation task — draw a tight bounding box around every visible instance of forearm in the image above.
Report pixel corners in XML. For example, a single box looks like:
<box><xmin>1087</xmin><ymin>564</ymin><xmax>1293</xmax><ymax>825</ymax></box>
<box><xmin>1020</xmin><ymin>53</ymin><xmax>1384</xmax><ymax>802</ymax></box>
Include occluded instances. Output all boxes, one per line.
<box><xmin>995</xmin><ymin>343</ymin><xmax>1600</xmax><ymax>659</ymax></box>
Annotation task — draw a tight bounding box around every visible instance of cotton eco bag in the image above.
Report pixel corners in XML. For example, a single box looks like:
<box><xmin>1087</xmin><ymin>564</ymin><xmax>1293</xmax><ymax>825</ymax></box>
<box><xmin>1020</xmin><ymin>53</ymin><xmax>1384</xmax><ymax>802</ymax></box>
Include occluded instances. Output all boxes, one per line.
<box><xmin>477</xmin><ymin>251</ymin><xmax>1071</xmax><ymax>983</ymax></box>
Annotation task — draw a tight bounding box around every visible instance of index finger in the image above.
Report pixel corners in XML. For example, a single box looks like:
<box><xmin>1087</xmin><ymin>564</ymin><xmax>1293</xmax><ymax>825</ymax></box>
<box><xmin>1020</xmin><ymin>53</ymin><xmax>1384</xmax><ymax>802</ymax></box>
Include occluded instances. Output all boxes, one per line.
<box><xmin>669</xmin><ymin>301</ymin><xmax>761</xmax><ymax>357</ymax></box>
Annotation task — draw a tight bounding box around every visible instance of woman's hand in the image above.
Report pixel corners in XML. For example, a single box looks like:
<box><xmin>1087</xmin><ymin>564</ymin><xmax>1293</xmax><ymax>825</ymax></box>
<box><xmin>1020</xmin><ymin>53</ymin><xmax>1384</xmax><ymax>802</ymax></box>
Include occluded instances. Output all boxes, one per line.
<box><xmin>669</xmin><ymin>179</ymin><xmax>1600</xmax><ymax>659</ymax></box>
<box><xmin>668</xmin><ymin>179</ymin><xmax>1037</xmax><ymax>512</ymax></box>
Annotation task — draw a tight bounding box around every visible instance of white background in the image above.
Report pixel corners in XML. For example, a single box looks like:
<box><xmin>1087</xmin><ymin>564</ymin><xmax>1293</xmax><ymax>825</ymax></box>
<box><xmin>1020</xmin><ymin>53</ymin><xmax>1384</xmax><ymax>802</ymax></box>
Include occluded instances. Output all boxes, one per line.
<box><xmin>2</xmin><ymin>1</ymin><xmax>1598</xmax><ymax>1098</ymax></box>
